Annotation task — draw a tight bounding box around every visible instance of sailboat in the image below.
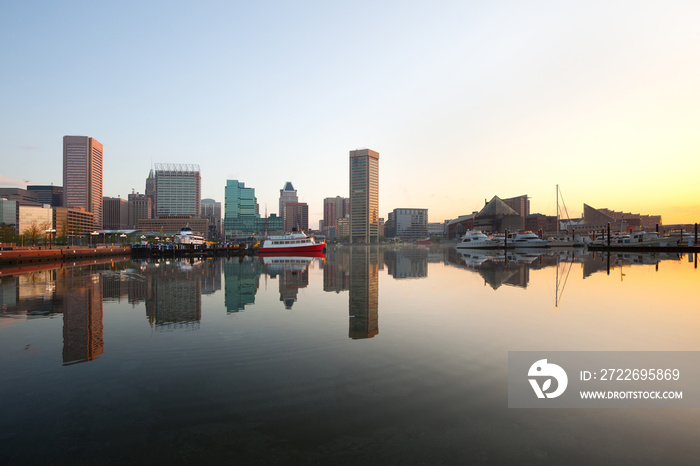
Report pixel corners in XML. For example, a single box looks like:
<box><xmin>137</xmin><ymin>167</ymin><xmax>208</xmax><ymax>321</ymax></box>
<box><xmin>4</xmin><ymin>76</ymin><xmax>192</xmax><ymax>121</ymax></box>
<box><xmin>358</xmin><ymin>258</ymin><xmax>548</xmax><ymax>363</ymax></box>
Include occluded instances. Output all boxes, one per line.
<box><xmin>547</xmin><ymin>185</ymin><xmax>588</xmax><ymax>247</ymax></box>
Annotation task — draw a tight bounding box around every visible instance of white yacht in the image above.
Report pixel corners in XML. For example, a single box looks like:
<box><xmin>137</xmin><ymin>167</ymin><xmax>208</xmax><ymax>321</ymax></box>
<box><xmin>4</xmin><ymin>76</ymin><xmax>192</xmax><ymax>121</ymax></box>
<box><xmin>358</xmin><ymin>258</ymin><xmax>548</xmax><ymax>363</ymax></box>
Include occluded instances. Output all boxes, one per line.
<box><xmin>174</xmin><ymin>227</ymin><xmax>206</xmax><ymax>246</ymax></box>
<box><xmin>499</xmin><ymin>231</ymin><xmax>549</xmax><ymax>248</ymax></box>
<box><xmin>456</xmin><ymin>231</ymin><xmax>500</xmax><ymax>249</ymax></box>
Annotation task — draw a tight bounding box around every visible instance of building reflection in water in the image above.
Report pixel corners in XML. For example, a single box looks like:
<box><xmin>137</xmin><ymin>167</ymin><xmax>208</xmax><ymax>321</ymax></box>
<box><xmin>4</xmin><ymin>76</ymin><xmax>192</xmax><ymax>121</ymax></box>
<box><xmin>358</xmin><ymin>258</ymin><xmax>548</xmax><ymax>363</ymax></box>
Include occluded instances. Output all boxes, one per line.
<box><xmin>446</xmin><ymin>248</ymin><xmax>532</xmax><ymax>289</ymax></box>
<box><xmin>262</xmin><ymin>255</ymin><xmax>312</xmax><ymax>309</ymax></box>
<box><xmin>443</xmin><ymin>248</ymin><xmax>676</xmax><ymax>290</ymax></box>
<box><xmin>140</xmin><ymin>260</ymin><xmax>204</xmax><ymax>330</ymax></box>
<box><xmin>384</xmin><ymin>248</ymin><xmax>428</xmax><ymax>279</ymax></box>
<box><xmin>348</xmin><ymin>247</ymin><xmax>379</xmax><ymax>339</ymax></box>
<box><xmin>223</xmin><ymin>257</ymin><xmax>262</xmax><ymax>313</ymax></box>
<box><xmin>54</xmin><ymin>270</ymin><xmax>105</xmax><ymax>365</ymax></box>
<box><xmin>322</xmin><ymin>249</ymin><xmax>350</xmax><ymax>293</ymax></box>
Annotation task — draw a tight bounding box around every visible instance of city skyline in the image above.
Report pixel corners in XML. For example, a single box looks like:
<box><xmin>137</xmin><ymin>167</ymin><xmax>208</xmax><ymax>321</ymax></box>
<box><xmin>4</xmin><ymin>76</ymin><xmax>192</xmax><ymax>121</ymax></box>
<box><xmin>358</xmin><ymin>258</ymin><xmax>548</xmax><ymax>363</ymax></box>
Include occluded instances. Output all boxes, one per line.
<box><xmin>1</xmin><ymin>2</ymin><xmax>699</xmax><ymax>225</ymax></box>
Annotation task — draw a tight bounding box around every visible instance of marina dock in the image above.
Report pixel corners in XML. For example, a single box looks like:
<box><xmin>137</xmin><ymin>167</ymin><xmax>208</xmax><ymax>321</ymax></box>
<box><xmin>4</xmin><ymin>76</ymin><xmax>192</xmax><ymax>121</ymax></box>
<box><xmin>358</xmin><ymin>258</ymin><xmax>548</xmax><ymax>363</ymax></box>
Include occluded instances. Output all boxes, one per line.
<box><xmin>0</xmin><ymin>243</ymin><xmax>257</xmax><ymax>267</ymax></box>
<box><xmin>0</xmin><ymin>246</ymin><xmax>131</xmax><ymax>267</ymax></box>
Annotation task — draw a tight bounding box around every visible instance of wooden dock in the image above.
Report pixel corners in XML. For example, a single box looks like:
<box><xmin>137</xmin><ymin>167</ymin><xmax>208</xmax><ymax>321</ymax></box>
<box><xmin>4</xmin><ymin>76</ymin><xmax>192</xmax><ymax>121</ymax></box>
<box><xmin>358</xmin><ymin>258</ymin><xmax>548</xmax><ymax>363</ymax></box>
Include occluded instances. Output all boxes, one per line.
<box><xmin>0</xmin><ymin>247</ymin><xmax>131</xmax><ymax>267</ymax></box>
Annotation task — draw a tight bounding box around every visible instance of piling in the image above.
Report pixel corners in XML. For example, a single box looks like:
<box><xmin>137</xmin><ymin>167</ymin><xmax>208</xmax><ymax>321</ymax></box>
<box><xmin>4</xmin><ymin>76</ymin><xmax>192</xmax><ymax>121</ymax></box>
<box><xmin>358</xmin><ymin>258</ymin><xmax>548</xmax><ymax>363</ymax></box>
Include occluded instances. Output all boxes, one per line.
<box><xmin>607</xmin><ymin>223</ymin><xmax>611</xmax><ymax>247</ymax></box>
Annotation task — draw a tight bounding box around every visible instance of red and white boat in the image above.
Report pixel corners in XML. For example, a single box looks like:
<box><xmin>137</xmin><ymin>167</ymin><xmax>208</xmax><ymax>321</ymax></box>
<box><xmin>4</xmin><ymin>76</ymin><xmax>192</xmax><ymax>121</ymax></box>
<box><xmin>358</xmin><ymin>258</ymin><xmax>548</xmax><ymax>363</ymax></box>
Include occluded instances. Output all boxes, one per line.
<box><xmin>258</xmin><ymin>232</ymin><xmax>326</xmax><ymax>254</ymax></box>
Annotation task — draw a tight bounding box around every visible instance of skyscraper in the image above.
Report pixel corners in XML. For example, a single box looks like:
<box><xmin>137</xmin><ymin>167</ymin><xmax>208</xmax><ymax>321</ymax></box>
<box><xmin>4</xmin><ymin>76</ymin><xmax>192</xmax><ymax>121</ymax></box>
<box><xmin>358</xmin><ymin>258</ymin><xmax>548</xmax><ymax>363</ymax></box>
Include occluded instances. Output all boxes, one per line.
<box><xmin>279</xmin><ymin>182</ymin><xmax>298</xmax><ymax>221</ymax></box>
<box><xmin>224</xmin><ymin>180</ymin><xmax>282</xmax><ymax>238</ymax></box>
<box><xmin>283</xmin><ymin>202</ymin><xmax>308</xmax><ymax>232</ymax></box>
<box><xmin>103</xmin><ymin>197</ymin><xmax>128</xmax><ymax>229</ymax></box>
<box><xmin>323</xmin><ymin>196</ymin><xmax>349</xmax><ymax>232</ymax></box>
<box><xmin>349</xmin><ymin>149</ymin><xmax>379</xmax><ymax>243</ymax></box>
<box><xmin>145</xmin><ymin>169</ymin><xmax>156</xmax><ymax>219</ymax></box>
<box><xmin>27</xmin><ymin>185</ymin><xmax>63</xmax><ymax>207</ymax></box>
<box><xmin>154</xmin><ymin>164</ymin><xmax>201</xmax><ymax>217</ymax></box>
<box><xmin>201</xmin><ymin>198</ymin><xmax>222</xmax><ymax>239</ymax></box>
<box><xmin>63</xmin><ymin>135</ymin><xmax>103</xmax><ymax>229</ymax></box>
<box><xmin>127</xmin><ymin>192</ymin><xmax>151</xmax><ymax>229</ymax></box>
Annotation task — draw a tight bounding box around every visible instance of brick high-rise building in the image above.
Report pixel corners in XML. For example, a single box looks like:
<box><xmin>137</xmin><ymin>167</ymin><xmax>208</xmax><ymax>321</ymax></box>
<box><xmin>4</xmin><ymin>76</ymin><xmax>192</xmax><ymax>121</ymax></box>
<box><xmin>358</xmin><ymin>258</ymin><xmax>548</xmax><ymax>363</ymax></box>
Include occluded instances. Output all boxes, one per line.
<box><xmin>63</xmin><ymin>136</ymin><xmax>103</xmax><ymax>229</ymax></box>
<box><xmin>283</xmin><ymin>202</ymin><xmax>308</xmax><ymax>232</ymax></box>
<box><xmin>323</xmin><ymin>196</ymin><xmax>349</xmax><ymax>228</ymax></box>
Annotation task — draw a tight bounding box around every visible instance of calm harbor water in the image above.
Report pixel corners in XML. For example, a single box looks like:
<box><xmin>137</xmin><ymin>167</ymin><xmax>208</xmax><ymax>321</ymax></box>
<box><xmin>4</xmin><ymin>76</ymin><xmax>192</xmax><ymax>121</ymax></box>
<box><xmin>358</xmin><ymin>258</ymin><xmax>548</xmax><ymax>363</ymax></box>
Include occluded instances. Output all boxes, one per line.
<box><xmin>1</xmin><ymin>245</ymin><xmax>699</xmax><ymax>465</ymax></box>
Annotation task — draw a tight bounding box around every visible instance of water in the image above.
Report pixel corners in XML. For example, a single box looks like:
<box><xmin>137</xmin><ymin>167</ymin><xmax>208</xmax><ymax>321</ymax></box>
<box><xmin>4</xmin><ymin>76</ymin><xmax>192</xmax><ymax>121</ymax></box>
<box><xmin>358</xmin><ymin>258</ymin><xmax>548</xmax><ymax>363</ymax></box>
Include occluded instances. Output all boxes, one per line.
<box><xmin>1</xmin><ymin>246</ymin><xmax>698</xmax><ymax>465</ymax></box>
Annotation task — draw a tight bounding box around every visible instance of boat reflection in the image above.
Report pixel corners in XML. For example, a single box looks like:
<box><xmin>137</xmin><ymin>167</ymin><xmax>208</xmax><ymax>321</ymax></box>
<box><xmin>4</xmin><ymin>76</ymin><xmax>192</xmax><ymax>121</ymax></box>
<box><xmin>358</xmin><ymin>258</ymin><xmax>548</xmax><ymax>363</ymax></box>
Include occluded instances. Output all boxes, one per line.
<box><xmin>446</xmin><ymin>246</ymin><xmax>692</xmax><ymax>290</ymax></box>
<box><xmin>261</xmin><ymin>254</ymin><xmax>316</xmax><ymax>309</ymax></box>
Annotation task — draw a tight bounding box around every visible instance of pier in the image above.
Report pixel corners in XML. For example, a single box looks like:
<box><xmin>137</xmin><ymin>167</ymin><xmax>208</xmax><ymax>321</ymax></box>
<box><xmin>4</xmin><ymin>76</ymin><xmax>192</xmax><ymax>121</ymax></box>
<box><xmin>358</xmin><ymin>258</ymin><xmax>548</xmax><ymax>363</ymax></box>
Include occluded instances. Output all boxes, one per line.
<box><xmin>0</xmin><ymin>243</ymin><xmax>258</xmax><ymax>268</ymax></box>
<box><xmin>130</xmin><ymin>243</ymin><xmax>256</xmax><ymax>259</ymax></box>
<box><xmin>0</xmin><ymin>246</ymin><xmax>131</xmax><ymax>267</ymax></box>
<box><xmin>587</xmin><ymin>245</ymin><xmax>700</xmax><ymax>253</ymax></box>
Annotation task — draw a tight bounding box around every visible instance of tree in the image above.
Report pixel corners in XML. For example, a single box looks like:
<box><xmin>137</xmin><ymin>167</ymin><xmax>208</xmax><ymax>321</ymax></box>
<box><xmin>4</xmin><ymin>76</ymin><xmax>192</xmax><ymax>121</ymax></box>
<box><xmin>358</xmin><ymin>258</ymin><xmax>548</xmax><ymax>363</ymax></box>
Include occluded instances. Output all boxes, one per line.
<box><xmin>0</xmin><ymin>225</ymin><xmax>17</xmax><ymax>244</ymax></box>
<box><xmin>23</xmin><ymin>222</ymin><xmax>41</xmax><ymax>246</ymax></box>
<box><xmin>39</xmin><ymin>221</ymin><xmax>52</xmax><ymax>246</ymax></box>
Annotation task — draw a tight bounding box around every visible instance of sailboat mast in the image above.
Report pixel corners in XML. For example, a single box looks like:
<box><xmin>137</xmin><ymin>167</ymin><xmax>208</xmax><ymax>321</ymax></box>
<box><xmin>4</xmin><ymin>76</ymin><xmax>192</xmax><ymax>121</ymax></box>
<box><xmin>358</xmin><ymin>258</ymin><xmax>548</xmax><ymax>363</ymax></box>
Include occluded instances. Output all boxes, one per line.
<box><xmin>556</xmin><ymin>184</ymin><xmax>560</xmax><ymax>235</ymax></box>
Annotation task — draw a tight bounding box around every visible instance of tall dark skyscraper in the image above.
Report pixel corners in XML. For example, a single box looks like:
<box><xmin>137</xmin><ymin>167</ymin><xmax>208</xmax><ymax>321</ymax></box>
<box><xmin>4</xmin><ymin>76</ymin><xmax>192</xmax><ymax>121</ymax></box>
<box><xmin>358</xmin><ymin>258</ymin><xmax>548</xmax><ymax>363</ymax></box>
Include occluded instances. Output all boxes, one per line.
<box><xmin>63</xmin><ymin>136</ymin><xmax>103</xmax><ymax>229</ymax></box>
<box><xmin>279</xmin><ymin>182</ymin><xmax>298</xmax><ymax>221</ymax></box>
<box><xmin>349</xmin><ymin>149</ymin><xmax>379</xmax><ymax>244</ymax></box>
<box><xmin>26</xmin><ymin>185</ymin><xmax>63</xmax><ymax>207</ymax></box>
<box><xmin>145</xmin><ymin>169</ymin><xmax>156</xmax><ymax>219</ymax></box>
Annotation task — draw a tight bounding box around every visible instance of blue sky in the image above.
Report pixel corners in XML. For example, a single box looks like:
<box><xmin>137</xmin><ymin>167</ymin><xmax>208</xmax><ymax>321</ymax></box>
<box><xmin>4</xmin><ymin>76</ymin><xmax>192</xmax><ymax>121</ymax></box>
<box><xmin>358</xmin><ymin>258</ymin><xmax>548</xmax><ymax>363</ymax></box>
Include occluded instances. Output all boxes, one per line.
<box><xmin>2</xmin><ymin>1</ymin><xmax>699</xmax><ymax>226</ymax></box>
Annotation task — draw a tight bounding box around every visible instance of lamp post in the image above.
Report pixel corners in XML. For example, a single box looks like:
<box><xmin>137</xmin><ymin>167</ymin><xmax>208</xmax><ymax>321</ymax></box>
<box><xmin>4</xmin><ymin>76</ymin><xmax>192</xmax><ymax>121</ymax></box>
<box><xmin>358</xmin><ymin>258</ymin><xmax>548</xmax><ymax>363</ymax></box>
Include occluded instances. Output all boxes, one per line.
<box><xmin>120</xmin><ymin>233</ymin><xmax>127</xmax><ymax>247</ymax></box>
<box><xmin>46</xmin><ymin>228</ymin><xmax>56</xmax><ymax>249</ymax></box>
<box><xmin>91</xmin><ymin>231</ymin><xmax>98</xmax><ymax>248</ymax></box>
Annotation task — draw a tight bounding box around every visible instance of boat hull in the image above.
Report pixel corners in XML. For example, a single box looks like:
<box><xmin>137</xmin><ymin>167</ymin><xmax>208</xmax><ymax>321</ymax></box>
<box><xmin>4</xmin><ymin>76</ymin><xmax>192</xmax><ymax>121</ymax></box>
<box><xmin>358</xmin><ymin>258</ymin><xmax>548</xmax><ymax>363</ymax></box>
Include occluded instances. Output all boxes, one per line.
<box><xmin>258</xmin><ymin>244</ymin><xmax>326</xmax><ymax>254</ymax></box>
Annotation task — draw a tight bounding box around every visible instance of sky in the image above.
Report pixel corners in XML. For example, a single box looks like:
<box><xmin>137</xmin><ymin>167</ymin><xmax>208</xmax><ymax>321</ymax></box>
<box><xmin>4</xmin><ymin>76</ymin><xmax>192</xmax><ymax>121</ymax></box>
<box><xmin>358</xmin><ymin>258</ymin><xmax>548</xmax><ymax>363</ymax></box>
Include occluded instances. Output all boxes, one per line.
<box><xmin>1</xmin><ymin>0</ymin><xmax>699</xmax><ymax>227</ymax></box>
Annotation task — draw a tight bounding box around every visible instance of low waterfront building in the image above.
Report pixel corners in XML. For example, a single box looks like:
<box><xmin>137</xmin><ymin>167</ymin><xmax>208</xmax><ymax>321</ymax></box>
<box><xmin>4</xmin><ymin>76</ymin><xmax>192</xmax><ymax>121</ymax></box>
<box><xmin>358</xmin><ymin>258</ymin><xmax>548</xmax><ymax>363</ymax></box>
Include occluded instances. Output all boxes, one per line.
<box><xmin>427</xmin><ymin>222</ymin><xmax>445</xmax><ymax>238</ymax></box>
<box><xmin>385</xmin><ymin>208</ymin><xmax>428</xmax><ymax>240</ymax></box>
<box><xmin>447</xmin><ymin>213</ymin><xmax>476</xmax><ymax>239</ymax></box>
<box><xmin>473</xmin><ymin>196</ymin><xmax>523</xmax><ymax>233</ymax></box>
<box><xmin>524</xmin><ymin>214</ymin><xmax>558</xmax><ymax>234</ymax></box>
<box><xmin>583</xmin><ymin>204</ymin><xmax>662</xmax><ymax>232</ymax></box>
<box><xmin>54</xmin><ymin>206</ymin><xmax>95</xmax><ymax>240</ymax></box>
<box><xmin>137</xmin><ymin>215</ymin><xmax>208</xmax><ymax>237</ymax></box>
<box><xmin>18</xmin><ymin>205</ymin><xmax>53</xmax><ymax>236</ymax></box>
<box><xmin>336</xmin><ymin>217</ymin><xmax>350</xmax><ymax>239</ymax></box>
